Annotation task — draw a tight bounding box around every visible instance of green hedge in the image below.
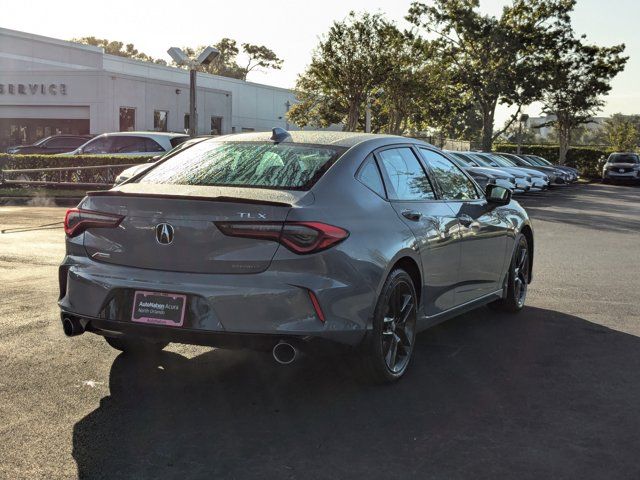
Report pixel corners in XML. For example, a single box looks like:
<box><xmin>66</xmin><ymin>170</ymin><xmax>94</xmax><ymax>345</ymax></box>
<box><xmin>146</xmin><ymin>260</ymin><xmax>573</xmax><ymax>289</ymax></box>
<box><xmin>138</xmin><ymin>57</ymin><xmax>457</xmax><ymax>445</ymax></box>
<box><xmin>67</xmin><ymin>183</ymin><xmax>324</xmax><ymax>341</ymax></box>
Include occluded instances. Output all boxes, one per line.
<box><xmin>0</xmin><ymin>154</ymin><xmax>150</xmax><ymax>170</ymax></box>
<box><xmin>493</xmin><ymin>144</ymin><xmax>611</xmax><ymax>178</ymax></box>
<box><xmin>0</xmin><ymin>154</ymin><xmax>149</xmax><ymax>187</ymax></box>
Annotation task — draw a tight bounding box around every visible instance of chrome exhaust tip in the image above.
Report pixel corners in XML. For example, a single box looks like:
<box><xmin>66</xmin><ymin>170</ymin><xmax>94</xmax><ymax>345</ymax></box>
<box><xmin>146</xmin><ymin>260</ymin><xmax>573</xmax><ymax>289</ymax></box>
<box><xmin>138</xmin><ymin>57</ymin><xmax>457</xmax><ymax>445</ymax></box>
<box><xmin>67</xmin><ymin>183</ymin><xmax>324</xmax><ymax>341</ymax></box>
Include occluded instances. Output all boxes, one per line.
<box><xmin>272</xmin><ymin>341</ymin><xmax>297</xmax><ymax>365</ymax></box>
<box><xmin>62</xmin><ymin>316</ymin><xmax>84</xmax><ymax>337</ymax></box>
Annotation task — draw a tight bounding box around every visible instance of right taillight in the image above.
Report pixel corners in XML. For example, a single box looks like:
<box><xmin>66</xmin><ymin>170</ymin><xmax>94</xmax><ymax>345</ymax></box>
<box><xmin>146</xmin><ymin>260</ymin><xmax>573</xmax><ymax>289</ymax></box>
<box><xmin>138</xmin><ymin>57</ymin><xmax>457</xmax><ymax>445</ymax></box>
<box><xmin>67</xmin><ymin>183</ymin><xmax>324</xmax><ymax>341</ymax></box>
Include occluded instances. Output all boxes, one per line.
<box><xmin>64</xmin><ymin>208</ymin><xmax>124</xmax><ymax>237</ymax></box>
<box><xmin>215</xmin><ymin>221</ymin><xmax>349</xmax><ymax>254</ymax></box>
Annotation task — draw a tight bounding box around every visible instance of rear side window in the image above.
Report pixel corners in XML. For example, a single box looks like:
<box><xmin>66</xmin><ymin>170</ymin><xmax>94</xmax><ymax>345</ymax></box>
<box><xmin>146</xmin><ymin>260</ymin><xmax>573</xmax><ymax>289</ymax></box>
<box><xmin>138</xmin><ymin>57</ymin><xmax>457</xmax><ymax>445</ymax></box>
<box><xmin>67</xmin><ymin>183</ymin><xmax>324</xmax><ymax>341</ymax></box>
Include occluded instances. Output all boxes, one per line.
<box><xmin>376</xmin><ymin>148</ymin><xmax>435</xmax><ymax>200</ymax></box>
<box><xmin>144</xmin><ymin>138</ymin><xmax>166</xmax><ymax>152</ymax></box>
<box><xmin>138</xmin><ymin>141</ymin><xmax>344</xmax><ymax>191</ymax></box>
<box><xmin>356</xmin><ymin>155</ymin><xmax>386</xmax><ymax>198</ymax></box>
<box><xmin>170</xmin><ymin>136</ymin><xmax>189</xmax><ymax>148</ymax></box>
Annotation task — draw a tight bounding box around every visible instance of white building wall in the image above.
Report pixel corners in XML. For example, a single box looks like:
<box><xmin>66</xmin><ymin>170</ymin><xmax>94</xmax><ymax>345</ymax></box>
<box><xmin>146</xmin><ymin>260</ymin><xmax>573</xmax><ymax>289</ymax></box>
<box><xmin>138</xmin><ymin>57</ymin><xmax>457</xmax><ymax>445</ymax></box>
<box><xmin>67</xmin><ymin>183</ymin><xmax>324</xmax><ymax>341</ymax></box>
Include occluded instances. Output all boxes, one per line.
<box><xmin>0</xmin><ymin>27</ymin><xmax>298</xmax><ymax>143</ymax></box>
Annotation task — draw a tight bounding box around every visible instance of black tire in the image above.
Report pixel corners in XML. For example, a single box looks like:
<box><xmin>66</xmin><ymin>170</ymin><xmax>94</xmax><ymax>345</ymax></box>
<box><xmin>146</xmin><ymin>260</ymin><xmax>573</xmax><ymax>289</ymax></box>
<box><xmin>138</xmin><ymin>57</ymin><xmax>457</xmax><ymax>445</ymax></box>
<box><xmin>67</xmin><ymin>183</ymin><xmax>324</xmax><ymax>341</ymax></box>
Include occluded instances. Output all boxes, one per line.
<box><xmin>356</xmin><ymin>269</ymin><xmax>418</xmax><ymax>384</ymax></box>
<box><xmin>104</xmin><ymin>335</ymin><xmax>168</xmax><ymax>355</ymax></box>
<box><xmin>489</xmin><ymin>233</ymin><xmax>530</xmax><ymax>313</ymax></box>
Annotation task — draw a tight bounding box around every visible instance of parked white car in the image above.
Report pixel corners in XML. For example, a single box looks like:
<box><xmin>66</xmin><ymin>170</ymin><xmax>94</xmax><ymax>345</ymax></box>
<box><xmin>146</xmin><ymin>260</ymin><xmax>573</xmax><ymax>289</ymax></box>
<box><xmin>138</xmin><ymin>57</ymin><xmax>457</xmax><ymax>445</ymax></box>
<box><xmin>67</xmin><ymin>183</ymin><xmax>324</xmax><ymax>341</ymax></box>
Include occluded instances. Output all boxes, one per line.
<box><xmin>65</xmin><ymin>132</ymin><xmax>189</xmax><ymax>157</ymax></box>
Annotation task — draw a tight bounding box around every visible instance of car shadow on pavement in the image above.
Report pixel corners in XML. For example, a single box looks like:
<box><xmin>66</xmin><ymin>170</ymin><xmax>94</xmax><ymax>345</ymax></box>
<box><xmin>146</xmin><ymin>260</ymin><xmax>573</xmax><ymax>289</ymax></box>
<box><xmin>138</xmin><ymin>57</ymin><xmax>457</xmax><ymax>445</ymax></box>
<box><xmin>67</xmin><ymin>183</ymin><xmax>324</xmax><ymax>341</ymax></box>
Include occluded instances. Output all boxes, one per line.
<box><xmin>72</xmin><ymin>306</ymin><xmax>640</xmax><ymax>479</ymax></box>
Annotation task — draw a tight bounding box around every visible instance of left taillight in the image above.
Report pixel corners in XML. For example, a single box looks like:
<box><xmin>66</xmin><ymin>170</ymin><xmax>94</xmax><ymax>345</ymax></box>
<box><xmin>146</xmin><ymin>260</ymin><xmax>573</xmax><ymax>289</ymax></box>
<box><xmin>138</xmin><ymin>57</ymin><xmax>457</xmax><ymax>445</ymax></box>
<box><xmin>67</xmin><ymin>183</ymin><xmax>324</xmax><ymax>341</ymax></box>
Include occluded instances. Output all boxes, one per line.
<box><xmin>64</xmin><ymin>208</ymin><xmax>124</xmax><ymax>237</ymax></box>
<box><xmin>215</xmin><ymin>221</ymin><xmax>349</xmax><ymax>254</ymax></box>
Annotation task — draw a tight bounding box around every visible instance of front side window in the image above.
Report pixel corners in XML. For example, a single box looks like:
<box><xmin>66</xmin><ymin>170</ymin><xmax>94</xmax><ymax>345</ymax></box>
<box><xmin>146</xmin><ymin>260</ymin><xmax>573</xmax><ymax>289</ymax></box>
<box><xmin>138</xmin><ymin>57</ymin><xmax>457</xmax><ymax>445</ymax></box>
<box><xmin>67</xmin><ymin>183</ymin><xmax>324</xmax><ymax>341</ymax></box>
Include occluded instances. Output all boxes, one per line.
<box><xmin>119</xmin><ymin>107</ymin><xmax>135</xmax><ymax>132</ymax></box>
<box><xmin>138</xmin><ymin>141</ymin><xmax>344</xmax><ymax>191</ymax></box>
<box><xmin>419</xmin><ymin>148</ymin><xmax>480</xmax><ymax>201</ymax></box>
<box><xmin>376</xmin><ymin>148</ymin><xmax>435</xmax><ymax>201</ymax></box>
<box><xmin>154</xmin><ymin>110</ymin><xmax>168</xmax><ymax>132</ymax></box>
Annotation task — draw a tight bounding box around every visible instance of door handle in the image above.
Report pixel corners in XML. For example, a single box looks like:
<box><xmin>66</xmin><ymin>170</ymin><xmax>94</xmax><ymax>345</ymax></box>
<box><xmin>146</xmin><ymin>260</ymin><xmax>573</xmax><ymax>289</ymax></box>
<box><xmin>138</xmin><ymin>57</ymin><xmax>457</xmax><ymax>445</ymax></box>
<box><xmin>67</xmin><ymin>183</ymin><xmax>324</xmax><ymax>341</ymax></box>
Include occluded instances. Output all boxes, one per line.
<box><xmin>458</xmin><ymin>214</ymin><xmax>474</xmax><ymax>227</ymax></box>
<box><xmin>402</xmin><ymin>209</ymin><xmax>422</xmax><ymax>221</ymax></box>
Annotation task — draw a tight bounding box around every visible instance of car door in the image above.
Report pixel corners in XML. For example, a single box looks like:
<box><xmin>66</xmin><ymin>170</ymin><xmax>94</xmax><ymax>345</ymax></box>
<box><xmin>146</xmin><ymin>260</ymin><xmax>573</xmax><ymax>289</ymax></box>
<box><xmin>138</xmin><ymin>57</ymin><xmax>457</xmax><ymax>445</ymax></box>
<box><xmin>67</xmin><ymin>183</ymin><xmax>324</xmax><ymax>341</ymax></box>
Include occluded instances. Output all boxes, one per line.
<box><xmin>418</xmin><ymin>148</ymin><xmax>510</xmax><ymax>304</ymax></box>
<box><xmin>375</xmin><ymin>146</ymin><xmax>461</xmax><ymax>316</ymax></box>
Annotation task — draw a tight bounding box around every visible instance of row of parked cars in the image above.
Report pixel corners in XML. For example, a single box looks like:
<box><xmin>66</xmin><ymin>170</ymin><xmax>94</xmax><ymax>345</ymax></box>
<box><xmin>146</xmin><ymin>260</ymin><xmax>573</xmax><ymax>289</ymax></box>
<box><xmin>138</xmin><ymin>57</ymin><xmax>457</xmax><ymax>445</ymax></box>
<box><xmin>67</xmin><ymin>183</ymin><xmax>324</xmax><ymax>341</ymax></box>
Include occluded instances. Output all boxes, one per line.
<box><xmin>5</xmin><ymin>132</ymin><xmax>189</xmax><ymax>156</ymax></box>
<box><xmin>445</xmin><ymin>150</ymin><xmax>579</xmax><ymax>193</ymax></box>
<box><xmin>6</xmin><ymin>132</ymin><xmax>580</xmax><ymax>192</ymax></box>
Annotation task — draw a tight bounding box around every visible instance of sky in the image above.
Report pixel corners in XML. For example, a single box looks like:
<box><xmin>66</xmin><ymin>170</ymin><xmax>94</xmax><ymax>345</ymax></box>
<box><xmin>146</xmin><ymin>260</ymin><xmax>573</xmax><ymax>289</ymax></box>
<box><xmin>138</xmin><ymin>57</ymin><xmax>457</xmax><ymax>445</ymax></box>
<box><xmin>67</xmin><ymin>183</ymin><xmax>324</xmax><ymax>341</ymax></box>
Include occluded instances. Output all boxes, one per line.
<box><xmin>3</xmin><ymin>0</ymin><xmax>639</xmax><ymax>126</ymax></box>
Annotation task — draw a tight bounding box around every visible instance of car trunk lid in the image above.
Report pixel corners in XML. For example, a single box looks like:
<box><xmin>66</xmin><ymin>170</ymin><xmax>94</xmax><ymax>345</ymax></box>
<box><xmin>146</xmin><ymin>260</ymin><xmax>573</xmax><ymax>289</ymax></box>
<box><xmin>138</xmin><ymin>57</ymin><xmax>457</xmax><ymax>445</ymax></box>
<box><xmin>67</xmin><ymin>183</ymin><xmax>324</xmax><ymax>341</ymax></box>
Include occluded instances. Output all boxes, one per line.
<box><xmin>80</xmin><ymin>183</ymin><xmax>311</xmax><ymax>274</ymax></box>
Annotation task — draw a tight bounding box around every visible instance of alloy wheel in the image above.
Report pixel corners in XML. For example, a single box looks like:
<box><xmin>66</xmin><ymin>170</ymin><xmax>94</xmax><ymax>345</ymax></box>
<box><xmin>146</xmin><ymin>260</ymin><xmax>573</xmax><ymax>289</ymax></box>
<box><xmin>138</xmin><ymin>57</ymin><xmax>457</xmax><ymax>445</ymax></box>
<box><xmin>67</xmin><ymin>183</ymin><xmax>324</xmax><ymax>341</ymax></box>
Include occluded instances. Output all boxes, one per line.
<box><xmin>381</xmin><ymin>281</ymin><xmax>416</xmax><ymax>374</ymax></box>
<box><xmin>513</xmin><ymin>243</ymin><xmax>529</xmax><ymax>308</ymax></box>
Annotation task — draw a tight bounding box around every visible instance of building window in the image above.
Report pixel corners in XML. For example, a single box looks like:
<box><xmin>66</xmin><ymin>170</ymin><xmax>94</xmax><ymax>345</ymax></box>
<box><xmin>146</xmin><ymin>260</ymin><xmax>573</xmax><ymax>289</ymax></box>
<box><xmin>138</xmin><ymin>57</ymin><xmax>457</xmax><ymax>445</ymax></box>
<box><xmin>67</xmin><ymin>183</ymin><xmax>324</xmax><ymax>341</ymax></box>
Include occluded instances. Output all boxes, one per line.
<box><xmin>241</xmin><ymin>127</ymin><xmax>255</xmax><ymax>132</ymax></box>
<box><xmin>211</xmin><ymin>116</ymin><xmax>223</xmax><ymax>136</ymax></box>
<box><xmin>154</xmin><ymin>110</ymin><xmax>168</xmax><ymax>132</ymax></box>
<box><xmin>119</xmin><ymin>107</ymin><xmax>135</xmax><ymax>132</ymax></box>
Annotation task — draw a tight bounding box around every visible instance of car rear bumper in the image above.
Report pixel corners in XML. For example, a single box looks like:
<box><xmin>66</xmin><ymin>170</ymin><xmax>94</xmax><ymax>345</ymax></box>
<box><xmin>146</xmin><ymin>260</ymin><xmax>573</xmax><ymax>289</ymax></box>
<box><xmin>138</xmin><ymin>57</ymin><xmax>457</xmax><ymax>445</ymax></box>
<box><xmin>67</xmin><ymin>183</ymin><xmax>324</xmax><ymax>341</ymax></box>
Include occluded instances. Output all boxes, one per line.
<box><xmin>58</xmin><ymin>255</ymin><xmax>371</xmax><ymax>346</ymax></box>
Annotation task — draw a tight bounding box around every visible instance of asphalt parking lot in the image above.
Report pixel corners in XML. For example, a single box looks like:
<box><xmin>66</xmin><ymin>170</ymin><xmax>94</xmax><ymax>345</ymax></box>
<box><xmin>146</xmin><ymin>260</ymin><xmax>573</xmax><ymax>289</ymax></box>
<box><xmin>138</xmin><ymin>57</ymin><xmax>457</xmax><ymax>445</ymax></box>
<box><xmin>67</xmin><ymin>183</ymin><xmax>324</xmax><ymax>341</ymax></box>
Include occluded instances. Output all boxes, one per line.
<box><xmin>1</xmin><ymin>183</ymin><xmax>639</xmax><ymax>479</ymax></box>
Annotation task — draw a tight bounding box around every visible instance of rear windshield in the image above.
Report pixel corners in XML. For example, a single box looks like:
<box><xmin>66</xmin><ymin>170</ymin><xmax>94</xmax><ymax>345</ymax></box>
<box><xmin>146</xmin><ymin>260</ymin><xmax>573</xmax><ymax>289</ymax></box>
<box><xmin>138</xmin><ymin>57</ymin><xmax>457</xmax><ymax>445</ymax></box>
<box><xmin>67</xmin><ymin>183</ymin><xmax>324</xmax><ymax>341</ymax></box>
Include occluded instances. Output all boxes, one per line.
<box><xmin>609</xmin><ymin>153</ymin><xmax>639</xmax><ymax>164</ymax></box>
<box><xmin>138</xmin><ymin>141</ymin><xmax>345</xmax><ymax>190</ymax></box>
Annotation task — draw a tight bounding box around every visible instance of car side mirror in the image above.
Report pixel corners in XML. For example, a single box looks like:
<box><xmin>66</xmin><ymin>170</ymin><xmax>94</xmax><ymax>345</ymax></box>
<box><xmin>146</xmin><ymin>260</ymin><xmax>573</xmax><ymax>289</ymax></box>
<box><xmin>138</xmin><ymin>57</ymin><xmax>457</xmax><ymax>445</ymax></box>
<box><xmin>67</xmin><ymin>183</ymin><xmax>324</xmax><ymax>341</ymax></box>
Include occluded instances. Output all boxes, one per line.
<box><xmin>485</xmin><ymin>184</ymin><xmax>511</xmax><ymax>205</ymax></box>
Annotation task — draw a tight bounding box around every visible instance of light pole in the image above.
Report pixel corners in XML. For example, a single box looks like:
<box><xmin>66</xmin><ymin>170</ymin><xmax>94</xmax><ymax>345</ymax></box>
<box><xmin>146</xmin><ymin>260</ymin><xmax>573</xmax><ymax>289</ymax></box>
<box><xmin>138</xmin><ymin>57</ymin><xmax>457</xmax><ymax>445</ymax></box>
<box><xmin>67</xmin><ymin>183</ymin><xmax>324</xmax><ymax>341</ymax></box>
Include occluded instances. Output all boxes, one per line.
<box><xmin>168</xmin><ymin>46</ymin><xmax>220</xmax><ymax>137</ymax></box>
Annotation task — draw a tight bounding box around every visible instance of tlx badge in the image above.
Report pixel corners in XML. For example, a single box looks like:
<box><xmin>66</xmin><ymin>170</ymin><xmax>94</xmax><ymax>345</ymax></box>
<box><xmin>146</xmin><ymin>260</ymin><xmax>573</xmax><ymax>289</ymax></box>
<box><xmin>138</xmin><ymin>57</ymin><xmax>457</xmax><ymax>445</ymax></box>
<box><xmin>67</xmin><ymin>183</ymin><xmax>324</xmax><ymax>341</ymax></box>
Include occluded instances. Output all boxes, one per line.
<box><xmin>238</xmin><ymin>213</ymin><xmax>267</xmax><ymax>219</ymax></box>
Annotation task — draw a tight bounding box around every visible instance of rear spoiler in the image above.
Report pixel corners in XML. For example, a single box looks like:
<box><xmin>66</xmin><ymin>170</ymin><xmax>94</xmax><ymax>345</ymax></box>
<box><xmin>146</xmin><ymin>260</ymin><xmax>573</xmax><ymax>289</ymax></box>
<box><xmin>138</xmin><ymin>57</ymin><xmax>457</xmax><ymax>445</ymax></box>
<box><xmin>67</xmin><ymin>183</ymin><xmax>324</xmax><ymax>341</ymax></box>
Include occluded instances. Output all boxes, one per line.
<box><xmin>86</xmin><ymin>190</ymin><xmax>292</xmax><ymax>208</ymax></box>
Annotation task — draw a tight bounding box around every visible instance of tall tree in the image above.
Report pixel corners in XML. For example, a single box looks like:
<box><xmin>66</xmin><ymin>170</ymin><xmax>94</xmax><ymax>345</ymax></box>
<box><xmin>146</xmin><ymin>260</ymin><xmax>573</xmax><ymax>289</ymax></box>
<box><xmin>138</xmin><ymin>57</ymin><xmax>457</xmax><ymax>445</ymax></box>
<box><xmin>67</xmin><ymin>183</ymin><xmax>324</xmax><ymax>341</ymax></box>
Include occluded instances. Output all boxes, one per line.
<box><xmin>72</xmin><ymin>37</ymin><xmax>167</xmax><ymax>64</ymax></box>
<box><xmin>604</xmin><ymin>114</ymin><xmax>638</xmax><ymax>151</ymax></box>
<box><xmin>288</xmin><ymin>12</ymin><xmax>398</xmax><ymax>131</ymax></box>
<box><xmin>539</xmin><ymin>40</ymin><xmax>628</xmax><ymax>162</ymax></box>
<box><xmin>407</xmin><ymin>0</ymin><xmax>577</xmax><ymax>152</ymax></box>
<box><xmin>180</xmin><ymin>39</ymin><xmax>283</xmax><ymax>80</ymax></box>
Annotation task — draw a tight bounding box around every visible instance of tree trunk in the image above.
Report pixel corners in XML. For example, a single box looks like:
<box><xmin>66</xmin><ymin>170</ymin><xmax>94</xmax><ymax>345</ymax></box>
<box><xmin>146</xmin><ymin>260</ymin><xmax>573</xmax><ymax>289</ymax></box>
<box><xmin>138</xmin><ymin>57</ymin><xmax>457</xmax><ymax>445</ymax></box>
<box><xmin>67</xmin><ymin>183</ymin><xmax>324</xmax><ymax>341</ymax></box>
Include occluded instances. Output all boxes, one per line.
<box><xmin>346</xmin><ymin>100</ymin><xmax>360</xmax><ymax>132</ymax></box>
<box><xmin>481</xmin><ymin>100</ymin><xmax>497</xmax><ymax>152</ymax></box>
<box><xmin>557</xmin><ymin>112</ymin><xmax>571</xmax><ymax>165</ymax></box>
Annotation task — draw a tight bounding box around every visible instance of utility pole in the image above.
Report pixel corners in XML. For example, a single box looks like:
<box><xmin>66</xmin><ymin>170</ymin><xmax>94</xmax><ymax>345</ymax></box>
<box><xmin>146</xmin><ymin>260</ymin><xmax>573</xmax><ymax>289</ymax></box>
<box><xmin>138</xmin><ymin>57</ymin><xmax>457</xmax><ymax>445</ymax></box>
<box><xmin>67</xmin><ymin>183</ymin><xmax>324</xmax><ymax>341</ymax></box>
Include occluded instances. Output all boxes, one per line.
<box><xmin>365</xmin><ymin>97</ymin><xmax>372</xmax><ymax>133</ymax></box>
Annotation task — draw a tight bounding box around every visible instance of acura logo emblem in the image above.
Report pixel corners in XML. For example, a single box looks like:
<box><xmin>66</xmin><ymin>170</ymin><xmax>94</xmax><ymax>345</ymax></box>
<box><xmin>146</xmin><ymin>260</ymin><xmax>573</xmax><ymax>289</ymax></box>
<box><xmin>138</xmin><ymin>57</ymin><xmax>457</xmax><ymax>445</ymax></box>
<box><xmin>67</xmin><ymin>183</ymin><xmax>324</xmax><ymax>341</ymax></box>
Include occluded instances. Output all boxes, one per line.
<box><xmin>155</xmin><ymin>223</ymin><xmax>174</xmax><ymax>245</ymax></box>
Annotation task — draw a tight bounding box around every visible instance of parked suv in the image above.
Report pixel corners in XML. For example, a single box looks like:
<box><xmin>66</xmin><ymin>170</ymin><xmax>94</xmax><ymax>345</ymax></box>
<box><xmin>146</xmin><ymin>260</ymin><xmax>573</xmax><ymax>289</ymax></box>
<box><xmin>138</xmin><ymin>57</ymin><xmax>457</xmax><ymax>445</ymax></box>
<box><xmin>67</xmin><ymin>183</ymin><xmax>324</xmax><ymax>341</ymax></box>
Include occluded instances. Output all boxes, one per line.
<box><xmin>602</xmin><ymin>152</ymin><xmax>640</xmax><ymax>183</ymax></box>
<box><xmin>67</xmin><ymin>132</ymin><xmax>189</xmax><ymax>157</ymax></box>
<box><xmin>6</xmin><ymin>134</ymin><xmax>93</xmax><ymax>155</ymax></box>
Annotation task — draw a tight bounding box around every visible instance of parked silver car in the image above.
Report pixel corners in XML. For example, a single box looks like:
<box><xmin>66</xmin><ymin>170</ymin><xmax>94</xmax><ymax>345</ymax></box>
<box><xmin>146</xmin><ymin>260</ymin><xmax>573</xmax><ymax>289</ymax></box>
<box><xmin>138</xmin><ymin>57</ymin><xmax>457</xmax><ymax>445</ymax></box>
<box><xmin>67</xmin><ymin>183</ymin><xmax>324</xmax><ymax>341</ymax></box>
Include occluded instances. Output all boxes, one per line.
<box><xmin>602</xmin><ymin>152</ymin><xmax>640</xmax><ymax>183</ymax></box>
<box><xmin>65</xmin><ymin>132</ymin><xmax>189</xmax><ymax>157</ymax></box>
<box><xmin>59</xmin><ymin>130</ymin><xmax>534</xmax><ymax>383</ymax></box>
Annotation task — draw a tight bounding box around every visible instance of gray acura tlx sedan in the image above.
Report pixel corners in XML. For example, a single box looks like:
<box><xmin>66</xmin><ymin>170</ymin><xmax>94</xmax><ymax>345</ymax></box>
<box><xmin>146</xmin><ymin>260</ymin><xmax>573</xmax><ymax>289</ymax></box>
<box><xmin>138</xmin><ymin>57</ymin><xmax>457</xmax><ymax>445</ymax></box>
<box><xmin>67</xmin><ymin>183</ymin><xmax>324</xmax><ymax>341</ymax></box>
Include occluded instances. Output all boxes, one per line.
<box><xmin>59</xmin><ymin>130</ymin><xmax>534</xmax><ymax>383</ymax></box>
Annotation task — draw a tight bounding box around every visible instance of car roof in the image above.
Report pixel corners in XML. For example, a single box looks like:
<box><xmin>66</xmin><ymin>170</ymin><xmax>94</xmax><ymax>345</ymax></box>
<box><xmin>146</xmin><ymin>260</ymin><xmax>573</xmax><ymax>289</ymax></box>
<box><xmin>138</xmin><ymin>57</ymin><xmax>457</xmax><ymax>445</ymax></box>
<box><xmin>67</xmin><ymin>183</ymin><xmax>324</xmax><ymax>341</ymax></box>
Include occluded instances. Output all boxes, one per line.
<box><xmin>99</xmin><ymin>131</ymin><xmax>188</xmax><ymax>139</ymax></box>
<box><xmin>214</xmin><ymin>130</ymin><xmax>408</xmax><ymax>148</ymax></box>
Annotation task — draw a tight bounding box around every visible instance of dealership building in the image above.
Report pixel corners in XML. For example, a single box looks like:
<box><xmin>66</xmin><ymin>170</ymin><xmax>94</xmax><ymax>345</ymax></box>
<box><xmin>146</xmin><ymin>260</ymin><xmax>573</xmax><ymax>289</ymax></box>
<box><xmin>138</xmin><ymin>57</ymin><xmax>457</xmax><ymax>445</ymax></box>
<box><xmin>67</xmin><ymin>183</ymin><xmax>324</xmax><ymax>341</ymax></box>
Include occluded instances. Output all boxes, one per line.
<box><xmin>0</xmin><ymin>27</ymin><xmax>298</xmax><ymax>150</ymax></box>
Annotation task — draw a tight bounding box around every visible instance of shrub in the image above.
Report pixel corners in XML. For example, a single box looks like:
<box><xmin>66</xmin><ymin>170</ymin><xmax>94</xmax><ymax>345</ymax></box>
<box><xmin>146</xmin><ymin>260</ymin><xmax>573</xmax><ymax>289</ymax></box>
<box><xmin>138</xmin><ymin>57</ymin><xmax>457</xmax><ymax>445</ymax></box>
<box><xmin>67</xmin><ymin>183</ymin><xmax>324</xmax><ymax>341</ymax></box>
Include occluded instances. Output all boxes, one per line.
<box><xmin>0</xmin><ymin>154</ymin><xmax>149</xmax><ymax>170</ymax></box>
<box><xmin>494</xmin><ymin>144</ymin><xmax>611</xmax><ymax>178</ymax></box>
<box><xmin>0</xmin><ymin>154</ymin><xmax>150</xmax><ymax>187</ymax></box>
